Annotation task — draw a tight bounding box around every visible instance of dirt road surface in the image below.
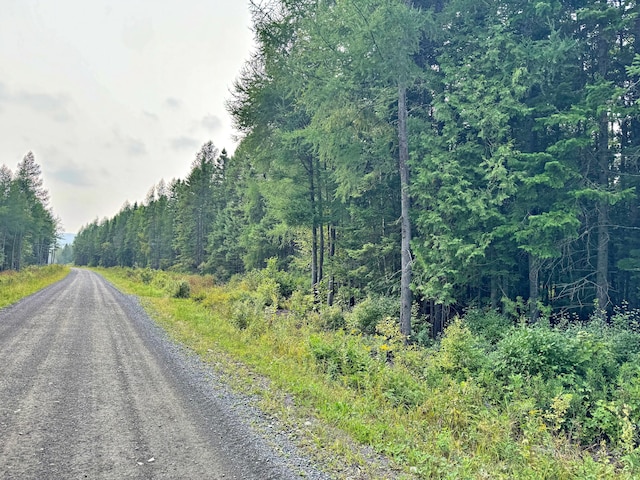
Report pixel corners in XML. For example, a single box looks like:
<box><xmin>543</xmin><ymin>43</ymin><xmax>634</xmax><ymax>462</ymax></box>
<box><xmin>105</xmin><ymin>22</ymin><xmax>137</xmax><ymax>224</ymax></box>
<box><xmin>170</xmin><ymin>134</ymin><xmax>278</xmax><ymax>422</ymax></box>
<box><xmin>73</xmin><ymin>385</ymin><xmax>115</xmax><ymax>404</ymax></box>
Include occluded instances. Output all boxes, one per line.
<box><xmin>0</xmin><ymin>269</ymin><xmax>328</xmax><ymax>479</ymax></box>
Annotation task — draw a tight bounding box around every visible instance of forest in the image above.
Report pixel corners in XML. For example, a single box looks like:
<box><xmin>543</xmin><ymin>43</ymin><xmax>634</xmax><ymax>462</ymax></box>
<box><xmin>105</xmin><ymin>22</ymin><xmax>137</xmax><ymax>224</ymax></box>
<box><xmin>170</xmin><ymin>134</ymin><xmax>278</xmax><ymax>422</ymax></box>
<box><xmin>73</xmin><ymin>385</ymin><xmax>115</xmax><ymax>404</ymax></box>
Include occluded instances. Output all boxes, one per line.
<box><xmin>0</xmin><ymin>151</ymin><xmax>58</xmax><ymax>271</ymax></box>
<box><xmin>74</xmin><ymin>0</ymin><xmax>640</xmax><ymax>333</ymax></box>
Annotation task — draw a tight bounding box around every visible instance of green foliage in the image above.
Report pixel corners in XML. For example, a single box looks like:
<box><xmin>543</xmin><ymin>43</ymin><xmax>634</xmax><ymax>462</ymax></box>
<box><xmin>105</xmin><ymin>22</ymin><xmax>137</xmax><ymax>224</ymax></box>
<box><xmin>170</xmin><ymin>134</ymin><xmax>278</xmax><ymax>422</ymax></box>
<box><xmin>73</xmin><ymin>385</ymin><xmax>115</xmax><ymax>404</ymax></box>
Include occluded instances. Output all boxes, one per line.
<box><xmin>464</xmin><ymin>309</ymin><xmax>513</xmax><ymax>344</ymax></box>
<box><xmin>70</xmin><ymin>0</ymin><xmax>640</xmax><ymax>329</ymax></box>
<box><xmin>435</xmin><ymin>319</ymin><xmax>487</xmax><ymax>380</ymax></box>
<box><xmin>64</xmin><ymin>0</ymin><xmax>640</xmax><ymax>468</ymax></box>
<box><xmin>0</xmin><ymin>154</ymin><xmax>58</xmax><ymax>272</ymax></box>
<box><xmin>100</xmin><ymin>265</ymin><xmax>640</xmax><ymax>478</ymax></box>
<box><xmin>379</xmin><ymin>364</ymin><xmax>426</xmax><ymax>409</ymax></box>
<box><xmin>71</xmin><ymin>0</ymin><xmax>640</xmax><ymax>467</ymax></box>
<box><xmin>229</xmin><ymin>296</ymin><xmax>260</xmax><ymax>330</ymax></box>
<box><xmin>316</xmin><ymin>304</ymin><xmax>346</xmax><ymax>331</ymax></box>
<box><xmin>309</xmin><ymin>332</ymin><xmax>375</xmax><ymax>383</ymax></box>
<box><xmin>171</xmin><ymin>279</ymin><xmax>191</xmax><ymax>299</ymax></box>
<box><xmin>140</xmin><ymin>268</ymin><xmax>154</xmax><ymax>285</ymax></box>
<box><xmin>345</xmin><ymin>295</ymin><xmax>398</xmax><ymax>335</ymax></box>
<box><xmin>492</xmin><ymin>326</ymin><xmax>581</xmax><ymax>380</ymax></box>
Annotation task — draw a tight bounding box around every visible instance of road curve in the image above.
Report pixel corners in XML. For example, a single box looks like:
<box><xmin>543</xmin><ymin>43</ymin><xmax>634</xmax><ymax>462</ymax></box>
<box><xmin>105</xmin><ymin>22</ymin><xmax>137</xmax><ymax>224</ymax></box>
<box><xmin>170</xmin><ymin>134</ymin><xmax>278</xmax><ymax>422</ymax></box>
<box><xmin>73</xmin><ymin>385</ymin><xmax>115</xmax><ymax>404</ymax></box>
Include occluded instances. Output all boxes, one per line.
<box><xmin>0</xmin><ymin>269</ymin><xmax>324</xmax><ymax>480</ymax></box>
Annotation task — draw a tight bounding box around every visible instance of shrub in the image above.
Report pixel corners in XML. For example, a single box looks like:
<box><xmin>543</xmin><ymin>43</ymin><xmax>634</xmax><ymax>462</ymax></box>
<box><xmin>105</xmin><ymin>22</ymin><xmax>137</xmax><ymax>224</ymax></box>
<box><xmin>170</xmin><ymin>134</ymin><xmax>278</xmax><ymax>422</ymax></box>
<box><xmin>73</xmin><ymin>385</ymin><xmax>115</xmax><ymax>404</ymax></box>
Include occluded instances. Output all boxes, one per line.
<box><xmin>308</xmin><ymin>333</ymin><xmax>375</xmax><ymax>384</ymax></box>
<box><xmin>255</xmin><ymin>274</ymin><xmax>280</xmax><ymax>307</ymax></box>
<box><xmin>434</xmin><ymin>319</ymin><xmax>487</xmax><ymax>380</ymax></box>
<box><xmin>287</xmin><ymin>289</ymin><xmax>316</xmax><ymax>320</ymax></box>
<box><xmin>610</xmin><ymin>330</ymin><xmax>640</xmax><ymax>364</ymax></box>
<box><xmin>151</xmin><ymin>270</ymin><xmax>171</xmax><ymax>290</ymax></box>
<box><xmin>411</xmin><ymin>314</ymin><xmax>434</xmax><ymax>347</ymax></box>
<box><xmin>261</xmin><ymin>257</ymin><xmax>303</xmax><ymax>301</ymax></box>
<box><xmin>229</xmin><ymin>296</ymin><xmax>259</xmax><ymax>330</ymax></box>
<box><xmin>492</xmin><ymin>325</ymin><xmax>579</xmax><ymax>380</ymax></box>
<box><xmin>380</xmin><ymin>365</ymin><xmax>426</xmax><ymax>408</ymax></box>
<box><xmin>140</xmin><ymin>268</ymin><xmax>154</xmax><ymax>284</ymax></box>
<box><xmin>171</xmin><ymin>279</ymin><xmax>191</xmax><ymax>299</ymax></box>
<box><xmin>346</xmin><ymin>296</ymin><xmax>398</xmax><ymax>335</ymax></box>
<box><xmin>617</xmin><ymin>363</ymin><xmax>640</xmax><ymax>449</ymax></box>
<box><xmin>612</xmin><ymin>304</ymin><xmax>640</xmax><ymax>333</ymax></box>
<box><xmin>318</xmin><ymin>305</ymin><xmax>346</xmax><ymax>331</ymax></box>
<box><xmin>463</xmin><ymin>308</ymin><xmax>513</xmax><ymax>344</ymax></box>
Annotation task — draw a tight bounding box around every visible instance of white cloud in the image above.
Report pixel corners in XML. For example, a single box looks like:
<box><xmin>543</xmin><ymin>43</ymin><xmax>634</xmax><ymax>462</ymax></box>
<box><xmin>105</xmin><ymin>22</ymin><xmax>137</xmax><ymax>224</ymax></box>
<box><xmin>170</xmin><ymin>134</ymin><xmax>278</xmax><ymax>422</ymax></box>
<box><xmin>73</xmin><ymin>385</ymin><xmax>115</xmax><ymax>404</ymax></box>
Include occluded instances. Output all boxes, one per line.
<box><xmin>122</xmin><ymin>17</ymin><xmax>154</xmax><ymax>50</ymax></box>
<box><xmin>124</xmin><ymin>137</ymin><xmax>147</xmax><ymax>156</ymax></box>
<box><xmin>202</xmin><ymin>114</ymin><xmax>223</xmax><ymax>132</ymax></box>
<box><xmin>0</xmin><ymin>83</ymin><xmax>73</xmax><ymax>123</ymax></box>
<box><xmin>164</xmin><ymin>97</ymin><xmax>182</xmax><ymax>110</ymax></box>
<box><xmin>49</xmin><ymin>166</ymin><xmax>93</xmax><ymax>187</ymax></box>
<box><xmin>143</xmin><ymin>110</ymin><xmax>159</xmax><ymax>121</ymax></box>
<box><xmin>170</xmin><ymin>136</ymin><xmax>200</xmax><ymax>151</ymax></box>
<box><xmin>15</xmin><ymin>91</ymin><xmax>72</xmax><ymax>123</ymax></box>
<box><xmin>109</xmin><ymin>128</ymin><xmax>148</xmax><ymax>156</ymax></box>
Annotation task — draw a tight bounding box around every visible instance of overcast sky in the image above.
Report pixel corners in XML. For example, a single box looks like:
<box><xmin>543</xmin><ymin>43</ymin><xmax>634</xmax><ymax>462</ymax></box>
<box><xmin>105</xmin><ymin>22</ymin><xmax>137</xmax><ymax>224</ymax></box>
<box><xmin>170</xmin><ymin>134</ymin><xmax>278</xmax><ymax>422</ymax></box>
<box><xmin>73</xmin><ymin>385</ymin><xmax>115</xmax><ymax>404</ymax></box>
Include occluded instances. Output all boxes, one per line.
<box><xmin>0</xmin><ymin>0</ymin><xmax>254</xmax><ymax>233</ymax></box>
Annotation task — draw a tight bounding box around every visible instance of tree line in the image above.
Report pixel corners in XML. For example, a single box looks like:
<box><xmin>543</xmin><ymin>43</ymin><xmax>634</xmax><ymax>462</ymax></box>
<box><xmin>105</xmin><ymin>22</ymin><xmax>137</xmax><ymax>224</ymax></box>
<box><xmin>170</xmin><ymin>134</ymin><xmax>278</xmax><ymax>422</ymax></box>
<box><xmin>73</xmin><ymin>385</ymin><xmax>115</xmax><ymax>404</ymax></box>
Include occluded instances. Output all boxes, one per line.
<box><xmin>0</xmin><ymin>152</ymin><xmax>58</xmax><ymax>271</ymax></box>
<box><xmin>74</xmin><ymin>0</ymin><xmax>640</xmax><ymax>336</ymax></box>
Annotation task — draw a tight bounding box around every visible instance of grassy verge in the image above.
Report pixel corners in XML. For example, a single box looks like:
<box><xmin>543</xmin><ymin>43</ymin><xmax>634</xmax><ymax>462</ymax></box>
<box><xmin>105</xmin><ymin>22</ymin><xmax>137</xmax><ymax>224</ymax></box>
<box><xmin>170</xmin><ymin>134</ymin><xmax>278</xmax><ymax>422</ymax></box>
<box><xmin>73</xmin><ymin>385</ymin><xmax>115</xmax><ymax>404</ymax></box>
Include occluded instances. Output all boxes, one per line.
<box><xmin>0</xmin><ymin>265</ymin><xmax>71</xmax><ymax>309</ymax></box>
<box><xmin>94</xmin><ymin>267</ymin><xmax>400</xmax><ymax>478</ymax></box>
<box><xmin>94</xmin><ymin>266</ymin><xmax>640</xmax><ymax>479</ymax></box>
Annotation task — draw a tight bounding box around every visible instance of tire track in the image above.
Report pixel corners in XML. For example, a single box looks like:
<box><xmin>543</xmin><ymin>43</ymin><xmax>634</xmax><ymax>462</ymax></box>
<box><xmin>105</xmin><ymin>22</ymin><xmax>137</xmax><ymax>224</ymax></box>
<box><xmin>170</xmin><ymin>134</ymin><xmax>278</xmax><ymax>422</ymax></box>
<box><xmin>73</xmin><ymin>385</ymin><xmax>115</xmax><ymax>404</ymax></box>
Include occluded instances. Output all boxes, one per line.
<box><xmin>0</xmin><ymin>269</ymin><xmax>327</xmax><ymax>480</ymax></box>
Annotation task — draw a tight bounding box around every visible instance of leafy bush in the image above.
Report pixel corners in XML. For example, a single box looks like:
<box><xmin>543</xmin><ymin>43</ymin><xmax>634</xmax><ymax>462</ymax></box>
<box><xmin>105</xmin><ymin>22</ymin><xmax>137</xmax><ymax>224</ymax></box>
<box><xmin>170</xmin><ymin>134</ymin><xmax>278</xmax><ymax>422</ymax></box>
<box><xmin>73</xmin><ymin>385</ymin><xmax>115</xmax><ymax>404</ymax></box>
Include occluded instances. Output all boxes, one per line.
<box><xmin>346</xmin><ymin>295</ymin><xmax>398</xmax><ymax>335</ymax></box>
<box><xmin>317</xmin><ymin>305</ymin><xmax>346</xmax><ymax>331</ymax></box>
<box><xmin>286</xmin><ymin>289</ymin><xmax>315</xmax><ymax>319</ymax></box>
<box><xmin>434</xmin><ymin>319</ymin><xmax>487</xmax><ymax>380</ymax></box>
<box><xmin>616</xmin><ymin>363</ymin><xmax>640</xmax><ymax>450</ymax></box>
<box><xmin>308</xmin><ymin>333</ymin><xmax>376</xmax><ymax>385</ymax></box>
<box><xmin>171</xmin><ymin>279</ymin><xmax>191</xmax><ymax>298</ymax></box>
<box><xmin>140</xmin><ymin>268</ymin><xmax>154</xmax><ymax>284</ymax></box>
<box><xmin>379</xmin><ymin>365</ymin><xmax>426</xmax><ymax>408</ymax></box>
<box><xmin>610</xmin><ymin>330</ymin><xmax>640</xmax><ymax>364</ymax></box>
<box><xmin>260</xmin><ymin>257</ymin><xmax>304</xmax><ymax>303</ymax></box>
<box><xmin>151</xmin><ymin>270</ymin><xmax>171</xmax><ymax>290</ymax></box>
<box><xmin>226</xmin><ymin>292</ymin><xmax>263</xmax><ymax>330</ymax></box>
<box><xmin>491</xmin><ymin>325</ymin><xmax>579</xmax><ymax>380</ymax></box>
<box><xmin>464</xmin><ymin>308</ymin><xmax>513</xmax><ymax>344</ymax></box>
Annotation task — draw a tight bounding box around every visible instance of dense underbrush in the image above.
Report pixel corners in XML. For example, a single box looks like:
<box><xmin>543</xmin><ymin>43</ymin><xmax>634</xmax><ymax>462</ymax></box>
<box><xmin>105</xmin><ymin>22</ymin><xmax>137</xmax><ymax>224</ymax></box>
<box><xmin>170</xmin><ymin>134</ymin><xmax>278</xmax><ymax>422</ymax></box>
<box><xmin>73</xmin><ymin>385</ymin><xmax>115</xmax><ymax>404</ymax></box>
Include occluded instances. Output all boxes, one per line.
<box><xmin>98</xmin><ymin>265</ymin><xmax>640</xmax><ymax>479</ymax></box>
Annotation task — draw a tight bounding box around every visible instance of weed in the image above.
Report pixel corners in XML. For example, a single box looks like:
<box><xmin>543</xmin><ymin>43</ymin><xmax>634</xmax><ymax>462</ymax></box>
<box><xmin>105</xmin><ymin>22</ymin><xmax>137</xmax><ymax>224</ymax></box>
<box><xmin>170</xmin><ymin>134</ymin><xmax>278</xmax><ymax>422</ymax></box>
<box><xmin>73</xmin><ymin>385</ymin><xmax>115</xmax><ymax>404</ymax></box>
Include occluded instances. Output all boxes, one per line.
<box><xmin>171</xmin><ymin>279</ymin><xmax>191</xmax><ymax>298</ymax></box>
<box><xmin>0</xmin><ymin>265</ymin><xmax>70</xmax><ymax>309</ymax></box>
<box><xmin>96</xmin><ymin>266</ymin><xmax>640</xmax><ymax>479</ymax></box>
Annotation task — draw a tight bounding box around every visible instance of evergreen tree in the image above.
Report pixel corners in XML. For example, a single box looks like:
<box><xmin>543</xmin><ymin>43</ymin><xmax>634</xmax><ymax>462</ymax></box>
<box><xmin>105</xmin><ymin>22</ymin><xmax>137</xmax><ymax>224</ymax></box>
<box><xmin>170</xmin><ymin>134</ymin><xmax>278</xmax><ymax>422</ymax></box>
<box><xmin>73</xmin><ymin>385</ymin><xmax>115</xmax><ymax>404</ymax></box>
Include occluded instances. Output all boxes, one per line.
<box><xmin>174</xmin><ymin>141</ymin><xmax>224</xmax><ymax>271</ymax></box>
<box><xmin>1</xmin><ymin>152</ymin><xmax>57</xmax><ymax>270</ymax></box>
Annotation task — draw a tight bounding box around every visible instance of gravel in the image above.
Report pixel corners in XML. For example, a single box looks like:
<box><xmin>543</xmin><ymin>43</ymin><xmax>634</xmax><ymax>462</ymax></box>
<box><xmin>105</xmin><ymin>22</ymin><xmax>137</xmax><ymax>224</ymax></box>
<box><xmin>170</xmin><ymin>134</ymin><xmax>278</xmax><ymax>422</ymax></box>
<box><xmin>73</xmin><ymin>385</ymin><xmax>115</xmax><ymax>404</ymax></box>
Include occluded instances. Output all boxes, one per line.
<box><xmin>0</xmin><ymin>269</ymin><xmax>332</xmax><ymax>480</ymax></box>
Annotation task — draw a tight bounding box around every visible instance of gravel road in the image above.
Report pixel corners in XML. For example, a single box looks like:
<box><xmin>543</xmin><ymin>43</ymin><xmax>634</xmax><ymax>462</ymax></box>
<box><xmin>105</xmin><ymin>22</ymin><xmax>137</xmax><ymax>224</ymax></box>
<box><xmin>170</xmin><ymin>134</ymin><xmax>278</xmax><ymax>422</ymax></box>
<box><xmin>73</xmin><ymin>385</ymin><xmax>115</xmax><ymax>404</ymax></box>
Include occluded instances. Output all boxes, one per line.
<box><xmin>0</xmin><ymin>269</ymin><xmax>330</xmax><ymax>480</ymax></box>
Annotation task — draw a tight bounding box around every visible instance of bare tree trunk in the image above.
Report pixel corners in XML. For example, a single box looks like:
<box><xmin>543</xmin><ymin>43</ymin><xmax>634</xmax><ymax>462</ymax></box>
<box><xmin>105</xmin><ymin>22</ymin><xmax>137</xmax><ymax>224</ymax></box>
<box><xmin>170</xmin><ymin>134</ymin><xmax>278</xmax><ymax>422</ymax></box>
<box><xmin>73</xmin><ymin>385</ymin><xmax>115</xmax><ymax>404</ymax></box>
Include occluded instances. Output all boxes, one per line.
<box><xmin>309</xmin><ymin>157</ymin><xmax>318</xmax><ymax>293</ymax></box>
<box><xmin>0</xmin><ymin>232</ymin><xmax>5</xmax><ymax>270</ymax></box>
<box><xmin>398</xmin><ymin>81</ymin><xmax>412</xmax><ymax>338</ymax></box>
<box><xmin>596</xmin><ymin>36</ymin><xmax>610</xmax><ymax>312</ymax></box>
<box><xmin>430</xmin><ymin>301</ymin><xmax>444</xmax><ymax>337</ymax></box>
<box><xmin>529</xmin><ymin>253</ymin><xmax>540</xmax><ymax>323</ymax></box>
<box><xmin>596</xmin><ymin>112</ymin><xmax>610</xmax><ymax>312</ymax></box>
<box><xmin>318</xmin><ymin>204</ymin><xmax>324</xmax><ymax>283</ymax></box>
<box><xmin>327</xmin><ymin>225</ymin><xmax>336</xmax><ymax>306</ymax></box>
<box><xmin>11</xmin><ymin>233</ymin><xmax>17</xmax><ymax>270</ymax></box>
<box><xmin>14</xmin><ymin>232</ymin><xmax>22</xmax><ymax>271</ymax></box>
<box><xmin>490</xmin><ymin>275</ymin><xmax>499</xmax><ymax>311</ymax></box>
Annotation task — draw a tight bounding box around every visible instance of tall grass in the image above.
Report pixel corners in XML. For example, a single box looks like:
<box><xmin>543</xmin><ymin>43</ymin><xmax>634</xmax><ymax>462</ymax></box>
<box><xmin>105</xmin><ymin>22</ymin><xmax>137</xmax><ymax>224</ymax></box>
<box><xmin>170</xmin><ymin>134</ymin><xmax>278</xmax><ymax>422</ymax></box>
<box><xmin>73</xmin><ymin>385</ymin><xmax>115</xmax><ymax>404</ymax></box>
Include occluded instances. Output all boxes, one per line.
<box><xmin>0</xmin><ymin>265</ymin><xmax>70</xmax><ymax>309</ymax></box>
<box><xmin>96</xmin><ymin>266</ymin><xmax>640</xmax><ymax>479</ymax></box>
